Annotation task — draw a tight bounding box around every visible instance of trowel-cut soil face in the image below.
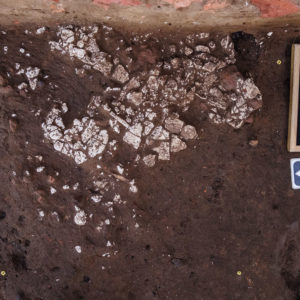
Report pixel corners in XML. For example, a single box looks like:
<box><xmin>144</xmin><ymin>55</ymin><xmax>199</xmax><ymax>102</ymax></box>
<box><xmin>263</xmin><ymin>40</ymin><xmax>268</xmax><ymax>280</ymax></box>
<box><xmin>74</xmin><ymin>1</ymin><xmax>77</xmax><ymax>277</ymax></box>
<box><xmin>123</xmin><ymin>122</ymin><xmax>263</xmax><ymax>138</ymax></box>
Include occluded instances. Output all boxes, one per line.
<box><xmin>0</xmin><ymin>25</ymin><xmax>299</xmax><ymax>299</ymax></box>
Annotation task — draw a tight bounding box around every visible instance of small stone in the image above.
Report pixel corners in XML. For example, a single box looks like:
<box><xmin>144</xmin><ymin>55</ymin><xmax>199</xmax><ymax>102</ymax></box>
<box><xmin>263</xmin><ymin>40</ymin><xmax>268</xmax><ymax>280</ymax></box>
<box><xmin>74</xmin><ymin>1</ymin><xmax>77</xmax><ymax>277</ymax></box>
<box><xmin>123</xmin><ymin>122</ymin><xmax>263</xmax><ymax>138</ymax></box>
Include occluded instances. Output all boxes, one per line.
<box><xmin>170</xmin><ymin>58</ymin><xmax>180</xmax><ymax>69</ymax></box>
<box><xmin>181</xmin><ymin>125</ymin><xmax>198</xmax><ymax>140</ymax></box>
<box><xmin>127</xmin><ymin>92</ymin><xmax>143</xmax><ymax>106</ymax></box>
<box><xmin>249</xmin><ymin>139</ymin><xmax>258</xmax><ymax>147</ymax></box>
<box><xmin>164</xmin><ymin>117</ymin><xmax>184</xmax><ymax>134</ymax></box>
<box><xmin>25</xmin><ymin>67</ymin><xmax>40</xmax><ymax>90</ymax></box>
<box><xmin>129</xmin><ymin>180</ymin><xmax>138</xmax><ymax>193</ymax></box>
<box><xmin>143</xmin><ymin>154</ymin><xmax>156</xmax><ymax>167</ymax></box>
<box><xmin>36</xmin><ymin>27</ymin><xmax>46</xmax><ymax>35</ymax></box>
<box><xmin>195</xmin><ymin>45</ymin><xmax>210</xmax><ymax>53</ymax></box>
<box><xmin>153</xmin><ymin>142</ymin><xmax>170</xmax><ymax>160</ymax></box>
<box><xmin>202</xmin><ymin>62</ymin><xmax>216</xmax><ymax>73</ymax></box>
<box><xmin>18</xmin><ymin>83</ymin><xmax>28</xmax><ymax>90</ymax></box>
<box><xmin>171</xmin><ymin>135</ymin><xmax>187</xmax><ymax>153</ymax></box>
<box><xmin>220</xmin><ymin>36</ymin><xmax>234</xmax><ymax>55</ymax></box>
<box><xmin>125</xmin><ymin>77</ymin><xmax>140</xmax><ymax>91</ymax></box>
<box><xmin>38</xmin><ymin>209</ymin><xmax>44</xmax><ymax>220</ymax></box>
<box><xmin>74</xmin><ymin>206</ymin><xmax>87</xmax><ymax>226</ymax></box>
<box><xmin>112</xmin><ymin>65</ymin><xmax>129</xmax><ymax>84</ymax></box>
<box><xmin>208</xmin><ymin>41</ymin><xmax>216</xmax><ymax>50</ymax></box>
<box><xmin>184</xmin><ymin>47</ymin><xmax>193</xmax><ymax>56</ymax></box>
<box><xmin>242</xmin><ymin>79</ymin><xmax>261</xmax><ymax>100</ymax></box>
<box><xmin>72</xmin><ymin>48</ymin><xmax>86</xmax><ymax>59</ymax></box>
<box><xmin>150</xmin><ymin>126</ymin><xmax>170</xmax><ymax>141</ymax></box>
<box><xmin>91</xmin><ymin>195</ymin><xmax>102</xmax><ymax>203</ymax></box>
<box><xmin>123</xmin><ymin>131</ymin><xmax>141</xmax><ymax>150</ymax></box>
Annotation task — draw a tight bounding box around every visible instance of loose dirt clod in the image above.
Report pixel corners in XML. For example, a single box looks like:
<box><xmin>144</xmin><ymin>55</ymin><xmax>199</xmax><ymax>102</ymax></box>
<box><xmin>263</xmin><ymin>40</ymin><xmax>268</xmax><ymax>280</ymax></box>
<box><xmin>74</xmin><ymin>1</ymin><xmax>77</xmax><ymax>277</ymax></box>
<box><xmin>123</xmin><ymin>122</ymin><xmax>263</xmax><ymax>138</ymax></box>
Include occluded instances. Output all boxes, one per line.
<box><xmin>9</xmin><ymin>119</ymin><xmax>18</xmax><ymax>133</ymax></box>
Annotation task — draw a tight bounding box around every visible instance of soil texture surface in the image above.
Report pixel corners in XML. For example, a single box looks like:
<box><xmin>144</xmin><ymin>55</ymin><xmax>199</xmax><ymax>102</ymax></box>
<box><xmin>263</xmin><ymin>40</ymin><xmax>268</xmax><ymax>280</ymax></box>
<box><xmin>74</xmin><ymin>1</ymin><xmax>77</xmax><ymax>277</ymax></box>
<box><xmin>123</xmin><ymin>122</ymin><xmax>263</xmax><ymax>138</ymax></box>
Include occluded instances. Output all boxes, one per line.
<box><xmin>0</xmin><ymin>25</ymin><xmax>299</xmax><ymax>299</ymax></box>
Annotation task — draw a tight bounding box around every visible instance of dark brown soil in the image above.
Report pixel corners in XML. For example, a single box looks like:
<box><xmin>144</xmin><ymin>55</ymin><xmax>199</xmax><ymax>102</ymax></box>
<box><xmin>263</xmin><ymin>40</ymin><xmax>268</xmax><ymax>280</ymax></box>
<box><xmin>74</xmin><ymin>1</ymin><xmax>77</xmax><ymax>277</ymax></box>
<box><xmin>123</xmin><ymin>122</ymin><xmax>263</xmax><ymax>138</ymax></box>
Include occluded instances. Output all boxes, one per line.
<box><xmin>0</xmin><ymin>25</ymin><xmax>299</xmax><ymax>300</ymax></box>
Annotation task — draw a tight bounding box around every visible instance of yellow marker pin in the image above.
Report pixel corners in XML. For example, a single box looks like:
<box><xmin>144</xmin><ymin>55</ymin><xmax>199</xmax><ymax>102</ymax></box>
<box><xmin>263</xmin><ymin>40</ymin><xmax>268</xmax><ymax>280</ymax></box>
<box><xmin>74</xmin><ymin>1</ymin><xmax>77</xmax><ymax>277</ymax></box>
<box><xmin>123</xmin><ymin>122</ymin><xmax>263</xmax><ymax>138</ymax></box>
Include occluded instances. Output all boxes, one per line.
<box><xmin>277</xmin><ymin>59</ymin><xmax>282</xmax><ymax>65</ymax></box>
<box><xmin>1</xmin><ymin>271</ymin><xmax>6</xmax><ymax>276</ymax></box>
<box><xmin>237</xmin><ymin>271</ymin><xmax>242</xmax><ymax>276</ymax></box>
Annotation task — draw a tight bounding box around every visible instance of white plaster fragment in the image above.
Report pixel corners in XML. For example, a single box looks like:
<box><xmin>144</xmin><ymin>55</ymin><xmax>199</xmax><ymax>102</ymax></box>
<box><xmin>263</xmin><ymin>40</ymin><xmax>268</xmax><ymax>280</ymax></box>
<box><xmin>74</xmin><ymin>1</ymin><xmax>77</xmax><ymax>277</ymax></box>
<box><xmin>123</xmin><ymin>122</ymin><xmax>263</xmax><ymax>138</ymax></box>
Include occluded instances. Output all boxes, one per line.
<box><xmin>74</xmin><ymin>206</ymin><xmax>87</xmax><ymax>226</ymax></box>
<box><xmin>91</xmin><ymin>195</ymin><xmax>102</xmax><ymax>203</ymax></box>
<box><xmin>50</xmin><ymin>187</ymin><xmax>57</xmax><ymax>194</ymax></box>
<box><xmin>36</xmin><ymin>27</ymin><xmax>46</xmax><ymax>35</ymax></box>
<box><xmin>129</xmin><ymin>180</ymin><xmax>138</xmax><ymax>193</ymax></box>
<box><xmin>38</xmin><ymin>209</ymin><xmax>45</xmax><ymax>220</ymax></box>
<box><xmin>36</xmin><ymin>166</ymin><xmax>45</xmax><ymax>173</ymax></box>
<box><xmin>117</xmin><ymin>164</ymin><xmax>124</xmax><ymax>174</ymax></box>
<box><xmin>75</xmin><ymin>245</ymin><xmax>82</xmax><ymax>253</ymax></box>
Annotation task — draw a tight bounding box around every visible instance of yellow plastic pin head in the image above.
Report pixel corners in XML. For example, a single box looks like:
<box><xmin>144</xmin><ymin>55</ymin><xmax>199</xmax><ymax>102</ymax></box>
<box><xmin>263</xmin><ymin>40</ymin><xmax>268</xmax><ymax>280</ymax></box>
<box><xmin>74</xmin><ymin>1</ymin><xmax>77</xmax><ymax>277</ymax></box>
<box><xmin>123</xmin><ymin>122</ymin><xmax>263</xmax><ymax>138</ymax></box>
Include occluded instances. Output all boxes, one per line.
<box><xmin>1</xmin><ymin>271</ymin><xmax>6</xmax><ymax>276</ymax></box>
<box><xmin>277</xmin><ymin>59</ymin><xmax>282</xmax><ymax>65</ymax></box>
<box><xmin>237</xmin><ymin>271</ymin><xmax>242</xmax><ymax>276</ymax></box>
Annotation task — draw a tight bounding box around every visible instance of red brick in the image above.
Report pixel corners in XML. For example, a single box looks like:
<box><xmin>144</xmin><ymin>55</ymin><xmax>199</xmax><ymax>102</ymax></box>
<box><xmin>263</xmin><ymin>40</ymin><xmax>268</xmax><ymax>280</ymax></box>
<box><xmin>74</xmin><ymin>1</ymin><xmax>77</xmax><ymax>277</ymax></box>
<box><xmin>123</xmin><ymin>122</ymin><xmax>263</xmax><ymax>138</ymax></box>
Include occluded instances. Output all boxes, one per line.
<box><xmin>251</xmin><ymin>0</ymin><xmax>299</xmax><ymax>17</ymax></box>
